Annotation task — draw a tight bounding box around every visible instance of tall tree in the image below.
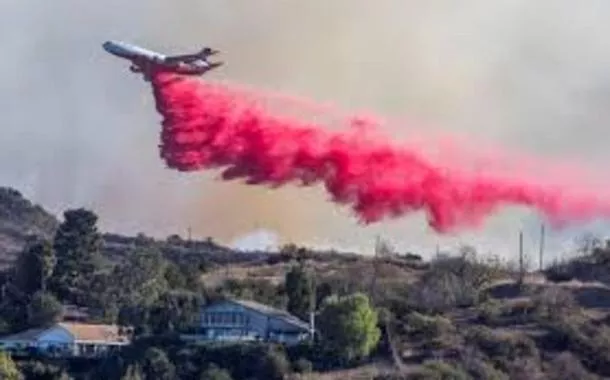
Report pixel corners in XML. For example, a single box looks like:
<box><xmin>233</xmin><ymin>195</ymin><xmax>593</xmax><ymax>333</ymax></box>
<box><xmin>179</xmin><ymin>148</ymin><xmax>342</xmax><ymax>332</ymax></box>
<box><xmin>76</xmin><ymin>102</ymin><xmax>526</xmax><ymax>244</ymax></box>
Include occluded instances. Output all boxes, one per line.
<box><xmin>27</xmin><ymin>291</ymin><xmax>63</xmax><ymax>328</ymax></box>
<box><xmin>14</xmin><ymin>239</ymin><xmax>56</xmax><ymax>295</ymax></box>
<box><xmin>285</xmin><ymin>264</ymin><xmax>314</xmax><ymax>321</ymax></box>
<box><xmin>147</xmin><ymin>290</ymin><xmax>203</xmax><ymax>335</ymax></box>
<box><xmin>318</xmin><ymin>292</ymin><xmax>381</xmax><ymax>363</ymax></box>
<box><xmin>51</xmin><ymin>208</ymin><xmax>102</xmax><ymax>303</ymax></box>
<box><xmin>141</xmin><ymin>348</ymin><xmax>175</xmax><ymax>380</ymax></box>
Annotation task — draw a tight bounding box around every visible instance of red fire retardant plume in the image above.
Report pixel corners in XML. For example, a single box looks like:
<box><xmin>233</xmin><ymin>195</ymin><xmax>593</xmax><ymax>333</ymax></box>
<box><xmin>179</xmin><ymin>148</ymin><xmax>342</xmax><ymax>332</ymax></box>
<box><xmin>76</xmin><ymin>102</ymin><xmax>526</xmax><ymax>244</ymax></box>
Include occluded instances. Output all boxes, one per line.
<box><xmin>151</xmin><ymin>72</ymin><xmax>610</xmax><ymax>233</ymax></box>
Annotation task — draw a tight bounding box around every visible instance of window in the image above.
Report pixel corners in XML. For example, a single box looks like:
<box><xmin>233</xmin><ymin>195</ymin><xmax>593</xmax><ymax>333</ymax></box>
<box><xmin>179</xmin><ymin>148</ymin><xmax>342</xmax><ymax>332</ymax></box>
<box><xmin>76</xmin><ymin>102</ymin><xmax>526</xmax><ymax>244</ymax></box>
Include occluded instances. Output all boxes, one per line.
<box><xmin>203</xmin><ymin>310</ymin><xmax>249</xmax><ymax>327</ymax></box>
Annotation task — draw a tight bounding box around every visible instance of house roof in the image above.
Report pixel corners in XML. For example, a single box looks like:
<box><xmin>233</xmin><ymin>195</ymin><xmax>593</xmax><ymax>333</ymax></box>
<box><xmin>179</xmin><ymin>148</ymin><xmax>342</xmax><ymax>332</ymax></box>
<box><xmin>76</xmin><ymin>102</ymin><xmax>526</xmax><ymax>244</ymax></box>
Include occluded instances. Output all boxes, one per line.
<box><xmin>224</xmin><ymin>299</ymin><xmax>311</xmax><ymax>331</ymax></box>
<box><xmin>0</xmin><ymin>326</ymin><xmax>50</xmax><ymax>342</ymax></box>
<box><xmin>0</xmin><ymin>322</ymin><xmax>130</xmax><ymax>345</ymax></box>
<box><xmin>59</xmin><ymin>322</ymin><xmax>130</xmax><ymax>344</ymax></box>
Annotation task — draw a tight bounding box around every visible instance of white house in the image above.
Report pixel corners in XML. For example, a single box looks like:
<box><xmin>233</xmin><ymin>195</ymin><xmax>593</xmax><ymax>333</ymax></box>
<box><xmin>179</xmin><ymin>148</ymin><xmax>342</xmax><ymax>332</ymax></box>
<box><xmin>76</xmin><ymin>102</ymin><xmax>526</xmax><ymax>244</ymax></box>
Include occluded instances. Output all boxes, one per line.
<box><xmin>0</xmin><ymin>322</ymin><xmax>131</xmax><ymax>358</ymax></box>
<box><xmin>185</xmin><ymin>299</ymin><xmax>312</xmax><ymax>345</ymax></box>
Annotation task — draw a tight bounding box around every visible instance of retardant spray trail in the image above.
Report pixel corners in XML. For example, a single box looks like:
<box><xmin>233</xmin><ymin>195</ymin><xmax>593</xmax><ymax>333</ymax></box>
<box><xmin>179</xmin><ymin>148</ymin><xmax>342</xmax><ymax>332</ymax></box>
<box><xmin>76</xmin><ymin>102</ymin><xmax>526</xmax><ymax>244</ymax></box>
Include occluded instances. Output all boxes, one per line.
<box><xmin>151</xmin><ymin>72</ymin><xmax>610</xmax><ymax>233</ymax></box>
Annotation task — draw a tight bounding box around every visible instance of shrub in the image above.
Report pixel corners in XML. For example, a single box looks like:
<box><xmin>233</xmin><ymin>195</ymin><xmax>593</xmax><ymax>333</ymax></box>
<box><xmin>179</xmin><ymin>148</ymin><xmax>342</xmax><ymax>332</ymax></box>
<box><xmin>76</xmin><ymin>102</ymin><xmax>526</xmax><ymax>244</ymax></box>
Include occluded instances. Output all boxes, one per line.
<box><xmin>458</xmin><ymin>347</ymin><xmax>508</xmax><ymax>380</ymax></box>
<box><xmin>466</xmin><ymin>326</ymin><xmax>539</xmax><ymax>371</ymax></box>
<box><xmin>476</xmin><ymin>300</ymin><xmax>504</xmax><ymax>326</ymax></box>
<box><xmin>405</xmin><ymin>312</ymin><xmax>455</xmax><ymax>340</ymax></box>
<box><xmin>545</xmin><ymin>262</ymin><xmax>574</xmax><ymax>283</ymax></box>
<box><xmin>505</xmin><ymin>357</ymin><xmax>545</xmax><ymax>380</ymax></box>
<box><xmin>544</xmin><ymin>352</ymin><xmax>599</xmax><ymax>380</ymax></box>
<box><xmin>257</xmin><ymin>347</ymin><xmax>292</xmax><ymax>380</ymax></box>
<box><xmin>506</xmin><ymin>299</ymin><xmax>536</xmax><ymax>321</ymax></box>
<box><xmin>199</xmin><ymin>364</ymin><xmax>233</xmax><ymax>380</ymax></box>
<box><xmin>408</xmin><ymin>252</ymin><xmax>502</xmax><ymax>313</ymax></box>
<box><xmin>292</xmin><ymin>358</ymin><xmax>313</xmax><ymax>374</ymax></box>
<box><xmin>543</xmin><ymin>318</ymin><xmax>610</xmax><ymax>376</ymax></box>
<box><xmin>532</xmin><ymin>287</ymin><xmax>578</xmax><ymax>320</ymax></box>
<box><xmin>408</xmin><ymin>360</ymin><xmax>470</xmax><ymax>380</ymax></box>
<box><xmin>373</xmin><ymin>372</ymin><xmax>408</xmax><ymax>380</ymax></box>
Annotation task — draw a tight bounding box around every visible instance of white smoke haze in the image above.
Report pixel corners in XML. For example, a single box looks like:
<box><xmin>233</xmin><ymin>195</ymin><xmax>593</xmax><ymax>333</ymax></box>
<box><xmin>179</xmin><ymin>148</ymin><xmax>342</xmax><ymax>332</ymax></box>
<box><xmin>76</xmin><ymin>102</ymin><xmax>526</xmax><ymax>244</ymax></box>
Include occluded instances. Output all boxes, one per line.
<box><xmin>2</xmin><ymin>1</ymin><xmax>610</xmax><ymax>263</ymax></box>
<box><xmin>230</xmin><ymin>229</ymin><xmax>280</xmax><ymax>252</ymax></box>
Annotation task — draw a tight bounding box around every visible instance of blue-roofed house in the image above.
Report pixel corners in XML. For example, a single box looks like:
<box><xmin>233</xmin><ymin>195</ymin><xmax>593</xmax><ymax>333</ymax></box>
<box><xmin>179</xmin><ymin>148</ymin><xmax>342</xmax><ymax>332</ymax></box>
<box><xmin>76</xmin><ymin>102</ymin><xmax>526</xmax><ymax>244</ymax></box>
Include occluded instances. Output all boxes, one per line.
<box><xmin>184</xmin><ymin>298</ymin><xmax>312</xmax><ymax>345</ymax></box>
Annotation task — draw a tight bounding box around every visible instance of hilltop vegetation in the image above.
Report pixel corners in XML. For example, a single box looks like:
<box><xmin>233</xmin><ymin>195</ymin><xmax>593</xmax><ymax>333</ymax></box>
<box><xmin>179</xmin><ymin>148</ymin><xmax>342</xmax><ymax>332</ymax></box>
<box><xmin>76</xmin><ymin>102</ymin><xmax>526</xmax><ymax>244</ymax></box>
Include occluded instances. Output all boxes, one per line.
<box><xmin>0</xmin><ymin>187</ymin><xmax>57</xmax><ymax>264</ymax></box>
<box><xmin>2</xmin><ymin>186</ymin><xmax>610</xmax><ymax>379</ymax></box>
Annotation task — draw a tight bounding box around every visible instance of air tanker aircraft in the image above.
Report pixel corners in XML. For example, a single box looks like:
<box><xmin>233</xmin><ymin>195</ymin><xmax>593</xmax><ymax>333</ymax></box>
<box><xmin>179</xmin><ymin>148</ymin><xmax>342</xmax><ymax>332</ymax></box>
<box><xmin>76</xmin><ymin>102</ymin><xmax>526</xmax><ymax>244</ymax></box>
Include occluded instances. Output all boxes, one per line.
<box><xmin>102</xmin><ymin>40</ymin><xmax>223</xmax><ymax>81</ymax></box>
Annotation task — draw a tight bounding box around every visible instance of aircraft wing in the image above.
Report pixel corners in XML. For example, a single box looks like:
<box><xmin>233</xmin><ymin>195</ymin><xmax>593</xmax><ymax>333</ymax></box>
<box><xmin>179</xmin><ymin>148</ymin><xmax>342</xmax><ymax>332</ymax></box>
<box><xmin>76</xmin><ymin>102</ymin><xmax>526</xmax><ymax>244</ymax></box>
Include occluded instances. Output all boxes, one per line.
<box><xmin>164</xmin><ymin>48</ymin><xmax>218</xmax><ymax>64</ymax></box>
<box><xmin>164</xmin><ymin>54</ymin><xmax>202</xmax><ymax>64</ymax></box>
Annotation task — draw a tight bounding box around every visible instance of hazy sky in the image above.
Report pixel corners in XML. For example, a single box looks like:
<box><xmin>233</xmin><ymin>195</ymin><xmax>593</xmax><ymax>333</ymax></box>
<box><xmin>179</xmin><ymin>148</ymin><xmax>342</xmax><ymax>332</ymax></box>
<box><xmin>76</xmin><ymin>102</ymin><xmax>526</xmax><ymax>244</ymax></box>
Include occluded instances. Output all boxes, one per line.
<box><xmin>2</xmin><ymin>1</ymin><xmax>610</xmax><ymax>262</ymax></box>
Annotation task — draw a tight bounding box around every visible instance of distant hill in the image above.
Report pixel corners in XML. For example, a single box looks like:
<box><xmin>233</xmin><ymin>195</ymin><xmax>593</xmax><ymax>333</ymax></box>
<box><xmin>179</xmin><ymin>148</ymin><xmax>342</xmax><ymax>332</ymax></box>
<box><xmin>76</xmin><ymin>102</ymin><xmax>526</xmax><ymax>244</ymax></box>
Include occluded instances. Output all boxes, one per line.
<box><xmin>0</xmin><ymin>187</ymin><xmax>58</xmax><ymax>265</ymax></box>
<box><xmin>0</xmin><ymin>186</ymin><xmax>271</xmax><ymax>269</ymax></box>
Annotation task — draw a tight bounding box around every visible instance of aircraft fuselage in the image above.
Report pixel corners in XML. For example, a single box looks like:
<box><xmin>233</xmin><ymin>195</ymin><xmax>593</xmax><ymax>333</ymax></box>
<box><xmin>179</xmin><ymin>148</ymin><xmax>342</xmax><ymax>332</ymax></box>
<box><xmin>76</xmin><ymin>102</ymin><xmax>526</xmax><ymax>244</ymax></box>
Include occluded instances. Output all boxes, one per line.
<box><xmin>102</xmin><ymin>40</ymin><xmax>222</xmax><ymax>80</ymax></box>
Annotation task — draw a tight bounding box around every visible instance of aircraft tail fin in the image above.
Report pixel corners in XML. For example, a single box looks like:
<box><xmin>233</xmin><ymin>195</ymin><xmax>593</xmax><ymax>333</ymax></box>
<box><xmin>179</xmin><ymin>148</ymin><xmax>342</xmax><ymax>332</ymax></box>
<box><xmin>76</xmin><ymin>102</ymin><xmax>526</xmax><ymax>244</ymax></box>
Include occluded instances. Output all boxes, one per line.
<box><xmin>199</xmin><ymin>47</ymin><xmax>219</xmax><ymax>57</ymax></box>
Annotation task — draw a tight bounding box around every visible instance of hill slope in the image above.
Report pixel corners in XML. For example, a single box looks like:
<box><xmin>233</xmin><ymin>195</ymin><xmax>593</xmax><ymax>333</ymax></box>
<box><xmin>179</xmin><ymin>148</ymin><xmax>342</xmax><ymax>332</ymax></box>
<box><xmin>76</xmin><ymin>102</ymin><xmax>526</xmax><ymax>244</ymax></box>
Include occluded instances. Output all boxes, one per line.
<box><xmin>0</xmin><ymin>187</ymin><xmax>58</xmax><ymax>264</ymax></box>
<box><xmin>0</xmin><ymin>186</ymin><xmax>271</xmax><ymax>269</ymax></box>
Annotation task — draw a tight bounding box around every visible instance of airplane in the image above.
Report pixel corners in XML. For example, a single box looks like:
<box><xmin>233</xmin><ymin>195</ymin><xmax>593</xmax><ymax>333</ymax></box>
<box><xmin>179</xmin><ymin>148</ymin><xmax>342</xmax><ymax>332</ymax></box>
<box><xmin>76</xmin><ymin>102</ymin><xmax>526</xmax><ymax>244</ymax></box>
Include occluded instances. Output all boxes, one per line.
<box><xmin>102</xmin><ymin>40</ymin><xmax>223</xmax><ymax>80</ymax></box>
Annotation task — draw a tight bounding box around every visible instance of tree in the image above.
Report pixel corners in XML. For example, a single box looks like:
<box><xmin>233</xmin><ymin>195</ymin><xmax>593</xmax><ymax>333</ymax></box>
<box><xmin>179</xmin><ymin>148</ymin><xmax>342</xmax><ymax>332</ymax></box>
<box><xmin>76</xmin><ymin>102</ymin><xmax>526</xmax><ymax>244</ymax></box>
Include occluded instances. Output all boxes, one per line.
<box><xmin>110</xmin><ymin>245</ymin><xmax>170</xmax><ymax>334</ymax></box>
<box><xmin>14</xmin><ymin>239</ymin><xmax>56</xmax><ymax>295</ymax></box>
<box><xmin>141</xmin><ymin>347</ymin><xmax>175</xmax><ymax>380</ymax></box>
<box><xmin>27</xmin><ymin>291</ymin><xmax>62</xmax><ymax>327</ymax></box>
<box><xmin>200</xmin><ymin>365</ymin><xmax>233</xmax><ymax>380</ymax></box>
<box><xmin>121</xmin><ymin>364</ymin><xmax>144</xmax><ymax>380</ymax></box>
<box><xmin>51</xmin><ymin>208</ymin><xmax>102</xmax><ymax>303</ymax></box>
<box><xmin>164</xmin><ymin>263</ymin><xmax>187</xmax><ymax>289</ymax></box>
<box><xmin>147</xmin><ymin>290</ymin><xmax>203</xmax><ymax>335</ymax></box>
<box><xmin>318</xmin><ymin>292</ymin><xmax>381</xmax><ymax>363</ymax></box>
<box><xmin>91</xmin><ymin>354</ymin><xmax>126</xmax><ymax>379</ymax></box>
<box><xmin>0</xmin><ymin>352</ymin><xmax>23</xmax><ymax>380</ymax></box>
<box><xmin>256</xmin><ymin>347</ymin><xmax>291</xmax><ymax>380</ymax></box>
<box><xmin>285</xmin><ymin>264</ymin><xmax>314</xmax><ymax>321</ymax></box>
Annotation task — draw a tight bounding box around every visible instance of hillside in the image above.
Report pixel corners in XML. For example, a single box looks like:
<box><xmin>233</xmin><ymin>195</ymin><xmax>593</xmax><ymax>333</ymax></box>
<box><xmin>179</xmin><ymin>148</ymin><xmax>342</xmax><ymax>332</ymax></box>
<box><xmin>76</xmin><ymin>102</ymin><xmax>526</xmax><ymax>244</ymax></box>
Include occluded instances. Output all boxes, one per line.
<box><xmin>0</xmin><ymin>186</ymin><xmax>271</xmax><ymax>270</ymax></box>
<box><xmin>5</xmin><ymin>185</ymin><xmax>610</xmax><ymax>378</ymax></box>
<box><xmin>0</xmin><ymin>187</ymin><xmax>58</xmax><ymax>264</ymax></box>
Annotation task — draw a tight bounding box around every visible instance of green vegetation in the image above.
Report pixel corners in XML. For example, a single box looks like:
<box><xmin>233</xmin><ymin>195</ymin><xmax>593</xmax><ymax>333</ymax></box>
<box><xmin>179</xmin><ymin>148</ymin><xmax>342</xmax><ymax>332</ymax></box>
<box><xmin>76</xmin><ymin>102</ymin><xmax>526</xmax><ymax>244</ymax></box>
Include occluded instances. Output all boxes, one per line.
<box><xmin>2</xmin><ymin>187</ymin><xmax>610</xmax><ymax>379</ymax></box>
<box><xmin>318</xmin><ymin>293</ymin><xmax>381</xmax><ymax>363</ymax></box>
<box><xmin>0</xmin><ymin>351</ymin><xmax>22</xmax><ymax>380</ymax></box>
<box><xmin>285</xmin><ymin>263</ymin><xmax>314</xmax><ymax>321</ymax></box>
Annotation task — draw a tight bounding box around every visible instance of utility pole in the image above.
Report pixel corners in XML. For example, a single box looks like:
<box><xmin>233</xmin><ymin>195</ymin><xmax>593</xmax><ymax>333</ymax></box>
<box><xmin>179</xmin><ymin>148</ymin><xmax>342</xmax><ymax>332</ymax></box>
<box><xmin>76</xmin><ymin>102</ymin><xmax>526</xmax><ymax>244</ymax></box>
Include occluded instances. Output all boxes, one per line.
<box><xmin>518</xmin><ymin>230</ymin><xmax>525</xmax><ymax>286</ymax></box>
<box><xmin>309</xmin><ymin>262</ymin><xmax>316</xmax><ymax>343</ymax></box>
<box><xmin>369</xmin><ymin>236</ymin><xmax>381</xmax><ymax>304</ymax></box>
<box><xmin>539</xmin><ymin>224</ymin><xmax>545</xmax><ymax>271</ymax></box>
<box><xmin>370</xmin><ymin>235</ymin><xmax>390</xmax><ymax>305</ymax></box>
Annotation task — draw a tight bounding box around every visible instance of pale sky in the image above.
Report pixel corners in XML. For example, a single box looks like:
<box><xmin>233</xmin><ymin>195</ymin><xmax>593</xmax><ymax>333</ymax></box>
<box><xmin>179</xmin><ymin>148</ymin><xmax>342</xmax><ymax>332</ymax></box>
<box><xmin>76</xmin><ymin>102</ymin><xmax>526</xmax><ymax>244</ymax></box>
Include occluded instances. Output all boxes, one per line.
<box><xmin>2</xmin><ymin>1</ymin><xmax>610</xmax><ymax>263</ymax></box>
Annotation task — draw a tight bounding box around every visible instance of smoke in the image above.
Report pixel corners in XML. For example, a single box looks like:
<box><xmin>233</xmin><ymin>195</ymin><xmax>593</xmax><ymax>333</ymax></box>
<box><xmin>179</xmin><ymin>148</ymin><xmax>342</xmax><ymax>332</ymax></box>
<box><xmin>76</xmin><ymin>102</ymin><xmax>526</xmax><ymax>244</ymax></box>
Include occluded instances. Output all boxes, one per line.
<box><xmin>230</xmin><ymin>229</ymin><xmax>280</xmax><ymax>252</ymax></box>
<box><xmin>3</xmin><ymin>1</ymin><xmax>610</xmax><ymax>260</ymax></box>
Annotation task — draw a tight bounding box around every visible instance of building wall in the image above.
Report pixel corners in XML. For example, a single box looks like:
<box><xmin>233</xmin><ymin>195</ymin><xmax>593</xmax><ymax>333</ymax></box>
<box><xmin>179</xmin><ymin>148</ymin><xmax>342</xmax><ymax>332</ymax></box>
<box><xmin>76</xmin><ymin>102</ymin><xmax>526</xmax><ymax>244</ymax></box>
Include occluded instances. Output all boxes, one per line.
<box><xmin>199</xmin><ymin>301</ymin><xmax>309</xmax><ymax>345</ymax></box>
<box><xmin>0</xmin><ymin>326</ymin><xmax>127</xmax><ymax>358</ymax></box>
<box><xmin>200</xmin><ymin>301</ymin><xmax>268</xmax><ymax>341</ymax></box>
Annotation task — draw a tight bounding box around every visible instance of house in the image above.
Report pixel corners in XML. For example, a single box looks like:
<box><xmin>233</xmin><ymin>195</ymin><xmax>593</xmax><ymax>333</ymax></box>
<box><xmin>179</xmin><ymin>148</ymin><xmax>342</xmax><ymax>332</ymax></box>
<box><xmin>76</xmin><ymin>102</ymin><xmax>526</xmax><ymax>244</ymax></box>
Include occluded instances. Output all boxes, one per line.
<box><xmin>0</xmin><ymin>322</ymin><xmax>131</xmax><ymax>358</ymax></box>
<box><xmin>185</xmin><ymin>299</ymin><xmax>312</xmax><ymax>345</ymax></box>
